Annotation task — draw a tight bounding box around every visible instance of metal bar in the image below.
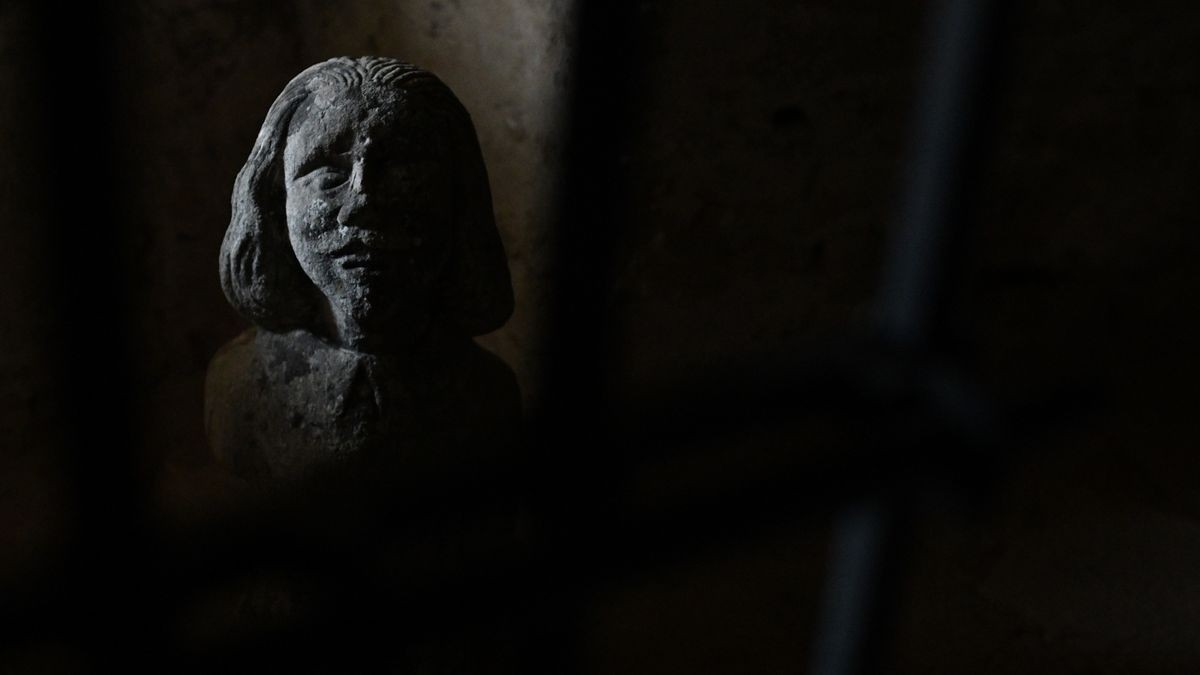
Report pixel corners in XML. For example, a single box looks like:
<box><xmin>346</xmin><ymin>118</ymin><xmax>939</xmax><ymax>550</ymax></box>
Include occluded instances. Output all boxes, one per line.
<box><xmin>810</xmin><ymin>499</ymin><xmax>900</xmax><ymax>675</ymax></box>
<box><xmin>811</xmin><ymin>1</ymin><xmax>1015</xmax><ymax>674</ymax></box>
<box><xmin>876</xmin><ymin>0</ymin><xmax>1013</xmax><ymax>349</ymax></box>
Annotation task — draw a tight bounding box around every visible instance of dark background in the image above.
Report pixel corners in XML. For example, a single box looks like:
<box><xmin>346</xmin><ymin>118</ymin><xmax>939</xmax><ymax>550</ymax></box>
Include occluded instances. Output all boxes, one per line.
<box><xmin>2</xmin><ymin>0</ymin><xmax>1199</xmax><ymax>672</ymax></box>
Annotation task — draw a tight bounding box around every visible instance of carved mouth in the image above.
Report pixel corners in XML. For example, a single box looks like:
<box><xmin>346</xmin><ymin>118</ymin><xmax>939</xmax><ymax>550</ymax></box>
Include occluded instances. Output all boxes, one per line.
<box><xmin>331</xmin><ymin>240</ymin><xmax>393</xmax><ymax>273</ymax></box>
<box><xmin>339</xmin><ymin>256</ymin><xmax>384</xmax><ymax>271</ymax></box>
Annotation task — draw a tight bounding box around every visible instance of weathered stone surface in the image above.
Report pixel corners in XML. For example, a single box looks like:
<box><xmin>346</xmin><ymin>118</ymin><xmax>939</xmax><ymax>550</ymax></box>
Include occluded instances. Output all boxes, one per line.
<box><xmin>206</xmin><ymin>56</ymin><xmax>520</xmax><ymax>486</ymax></box>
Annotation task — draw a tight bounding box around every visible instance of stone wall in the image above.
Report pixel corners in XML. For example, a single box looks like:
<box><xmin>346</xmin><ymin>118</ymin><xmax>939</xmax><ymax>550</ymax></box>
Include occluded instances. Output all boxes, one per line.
<box><xmin>2</xmin><ymin>0</ymin><xmax>1199</xmax><ymax>672</ymax></box>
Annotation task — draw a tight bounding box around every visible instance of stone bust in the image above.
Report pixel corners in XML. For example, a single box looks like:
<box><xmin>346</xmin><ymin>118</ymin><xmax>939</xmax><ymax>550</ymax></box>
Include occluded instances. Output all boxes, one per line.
<box><xmin>205</xmin><ymin>57</ymin><xmax>520</xmax><ymax>487</ymax></box>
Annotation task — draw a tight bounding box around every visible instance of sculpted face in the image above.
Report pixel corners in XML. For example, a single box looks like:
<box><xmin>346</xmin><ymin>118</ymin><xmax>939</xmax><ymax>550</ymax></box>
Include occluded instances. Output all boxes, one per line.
<box><xmin>282</xmin><ymin>88</ymin><xmax>454</xmax><ymax>343</ymax></box>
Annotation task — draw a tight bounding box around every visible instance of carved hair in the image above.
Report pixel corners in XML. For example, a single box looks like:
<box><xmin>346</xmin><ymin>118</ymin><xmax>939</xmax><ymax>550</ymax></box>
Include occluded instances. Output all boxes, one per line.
<box><xmin>220</xmin><ymin>56</ymin><xmax>513</xmax><ymax>336</ymax></box>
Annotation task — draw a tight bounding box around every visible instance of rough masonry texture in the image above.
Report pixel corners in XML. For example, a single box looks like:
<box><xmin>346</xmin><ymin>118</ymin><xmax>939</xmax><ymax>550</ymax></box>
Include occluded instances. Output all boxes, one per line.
<box><xmin>206</xmin><ymin>56</ymin><xmax>521</xmax><ymax>487</ymax></box>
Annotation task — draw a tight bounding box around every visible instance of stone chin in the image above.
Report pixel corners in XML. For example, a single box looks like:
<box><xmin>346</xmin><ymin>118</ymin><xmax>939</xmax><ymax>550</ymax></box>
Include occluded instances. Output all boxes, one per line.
<box><xmin>331</xmin><ymin>287</ymin><xmax>431</xmax><ymax>344</ymax></box>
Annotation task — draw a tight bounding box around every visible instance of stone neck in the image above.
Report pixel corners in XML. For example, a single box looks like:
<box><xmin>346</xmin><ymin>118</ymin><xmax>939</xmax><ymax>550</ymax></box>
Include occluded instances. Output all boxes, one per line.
<box><xmin>324</xmin><ymin>299</ymin><xmax>433</xmax><ymax>356</ymax></box>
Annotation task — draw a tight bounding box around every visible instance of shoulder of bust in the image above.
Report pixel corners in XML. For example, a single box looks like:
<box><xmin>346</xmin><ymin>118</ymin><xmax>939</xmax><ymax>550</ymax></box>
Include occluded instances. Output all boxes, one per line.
<box><xmin>460</xmin><ymin>340</ymin><xmax>523</xmax><ymax>428</ymax></box>
<box><xmin>470</xmin><ymin>342</ymin><xmax>520</xmax><ymax>394</ymax></box>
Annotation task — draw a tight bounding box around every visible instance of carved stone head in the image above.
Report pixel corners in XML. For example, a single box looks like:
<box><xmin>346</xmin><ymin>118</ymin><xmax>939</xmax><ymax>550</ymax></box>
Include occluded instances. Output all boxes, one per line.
<box><xmin>208</xmin><ymin>57</ymin><xmax>520</xmax><ymax>485</ymax></box>
<box><xmin>220</xmin><ymin>56</ymin><xmax>512</xmax><ymax>351</ymax></box>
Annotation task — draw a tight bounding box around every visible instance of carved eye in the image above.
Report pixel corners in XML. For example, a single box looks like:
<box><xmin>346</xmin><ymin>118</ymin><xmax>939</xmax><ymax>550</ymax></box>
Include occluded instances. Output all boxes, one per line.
<box><xmin>306</xmin><ymin>166</ymin><xmax>349</xmax><ymax>190</ymax></box>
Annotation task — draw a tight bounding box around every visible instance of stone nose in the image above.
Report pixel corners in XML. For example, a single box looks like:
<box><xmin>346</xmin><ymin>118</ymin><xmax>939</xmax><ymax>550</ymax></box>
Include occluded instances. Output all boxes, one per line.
<box><xmin>349</xmin><ymin>157</ymin><xmax>367</xmax><ymax>194</ymax></box>
<box><xmin>336</xmin><ymin>159</ymin><xmax>372</xmax><ymax>227</ymax></box>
